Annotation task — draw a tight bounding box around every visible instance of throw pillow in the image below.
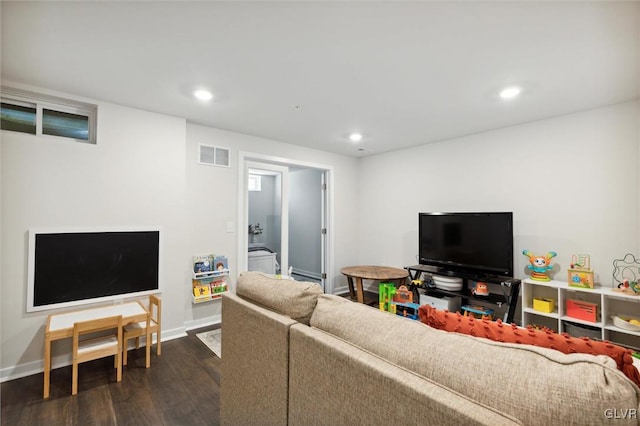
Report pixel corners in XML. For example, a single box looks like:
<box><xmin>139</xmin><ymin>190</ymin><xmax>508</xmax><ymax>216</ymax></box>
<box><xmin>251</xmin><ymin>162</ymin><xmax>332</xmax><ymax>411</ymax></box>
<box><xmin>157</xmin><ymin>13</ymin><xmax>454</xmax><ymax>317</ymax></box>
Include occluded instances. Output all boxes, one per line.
<box><xmin>418</xmin><ymin>304</ymin><xmax>640</xmax><ymax>387</ymax></box>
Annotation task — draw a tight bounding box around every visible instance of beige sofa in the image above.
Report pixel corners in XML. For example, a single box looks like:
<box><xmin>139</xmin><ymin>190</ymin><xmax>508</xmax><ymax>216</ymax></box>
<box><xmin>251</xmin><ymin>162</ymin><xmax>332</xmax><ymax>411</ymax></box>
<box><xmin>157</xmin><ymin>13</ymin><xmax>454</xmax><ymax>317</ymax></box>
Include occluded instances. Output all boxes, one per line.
<box><xmin>220</xmin><ymin>272</ymin><xmax>640</xmax><ymax>425</ymax></box>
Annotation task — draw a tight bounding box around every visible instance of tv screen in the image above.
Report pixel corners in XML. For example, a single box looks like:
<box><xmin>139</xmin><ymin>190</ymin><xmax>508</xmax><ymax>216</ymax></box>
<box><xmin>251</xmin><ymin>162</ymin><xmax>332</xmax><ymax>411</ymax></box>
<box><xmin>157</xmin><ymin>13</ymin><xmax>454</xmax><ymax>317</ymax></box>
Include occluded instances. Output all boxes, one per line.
<box><xmin>27</xmin><ymin>228</ymin><xmax>161</xmax><ymax>312</ymax></box>
<box><xmin>419</xmin><ymin>212</ymin><xmax>513</xmax><ymax>277</ymax></box>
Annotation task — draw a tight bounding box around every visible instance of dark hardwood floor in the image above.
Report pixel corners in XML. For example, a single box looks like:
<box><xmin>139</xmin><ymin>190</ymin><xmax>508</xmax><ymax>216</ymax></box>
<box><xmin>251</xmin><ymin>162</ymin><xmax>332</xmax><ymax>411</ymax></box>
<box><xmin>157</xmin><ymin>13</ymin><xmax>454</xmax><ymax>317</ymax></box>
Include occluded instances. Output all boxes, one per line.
<box><xmin>1</xmin><ymin>325</ymin><xmax>221</xmax><ymax>426</ymax></box>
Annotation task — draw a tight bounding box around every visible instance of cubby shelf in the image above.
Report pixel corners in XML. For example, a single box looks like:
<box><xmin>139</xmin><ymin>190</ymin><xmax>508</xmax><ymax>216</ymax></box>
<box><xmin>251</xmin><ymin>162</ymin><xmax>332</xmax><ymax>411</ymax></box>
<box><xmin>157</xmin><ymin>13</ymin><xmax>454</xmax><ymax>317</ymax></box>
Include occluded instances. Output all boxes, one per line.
<box><xmin>521</xmin><ymin>278</ymin><xmax>640</xmax><ymax>349</ymax></box>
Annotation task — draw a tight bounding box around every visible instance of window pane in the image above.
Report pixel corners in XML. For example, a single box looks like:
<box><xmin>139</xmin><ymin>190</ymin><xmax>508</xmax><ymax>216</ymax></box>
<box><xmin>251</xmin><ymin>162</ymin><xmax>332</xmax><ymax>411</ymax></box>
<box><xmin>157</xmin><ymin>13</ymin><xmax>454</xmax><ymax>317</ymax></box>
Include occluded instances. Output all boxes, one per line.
<box><xmin>214</xmin><ymin>147</ymin><xmax>229</xmax><ymax>166</ymax></box>
<box><xmin>1</xmin><ymin>102</ymin><xmax>36</xmax><ymax>134</ymax></box>
<box><xmin>43</xmin><ymin>108</ymin><xmax>90</xmax><ymax>141</ymax></box>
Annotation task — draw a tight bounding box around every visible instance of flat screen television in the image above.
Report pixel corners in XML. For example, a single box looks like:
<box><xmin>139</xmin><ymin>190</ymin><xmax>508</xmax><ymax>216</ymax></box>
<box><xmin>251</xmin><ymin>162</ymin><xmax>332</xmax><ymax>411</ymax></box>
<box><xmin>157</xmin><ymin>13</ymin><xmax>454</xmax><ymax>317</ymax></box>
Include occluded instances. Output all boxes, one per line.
<box><xmin>419</xmin><ymin>212</ymin><xmax>513</xmax><ymax>278</ymax></box>
<box><xmin>27</xmin><ymin>228</ymin><xmax>161</xmax><ymax>312</ymax></box>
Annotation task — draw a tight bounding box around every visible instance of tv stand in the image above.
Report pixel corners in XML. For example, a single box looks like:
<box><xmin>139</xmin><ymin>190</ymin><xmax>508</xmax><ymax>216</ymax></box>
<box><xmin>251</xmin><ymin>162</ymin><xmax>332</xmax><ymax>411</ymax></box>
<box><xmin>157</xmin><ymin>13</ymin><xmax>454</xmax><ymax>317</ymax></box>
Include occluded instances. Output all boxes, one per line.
<box><xmin>405</xmin><ymin>264</ymin><xmax>521</xmax><ymax>323</ymax></box>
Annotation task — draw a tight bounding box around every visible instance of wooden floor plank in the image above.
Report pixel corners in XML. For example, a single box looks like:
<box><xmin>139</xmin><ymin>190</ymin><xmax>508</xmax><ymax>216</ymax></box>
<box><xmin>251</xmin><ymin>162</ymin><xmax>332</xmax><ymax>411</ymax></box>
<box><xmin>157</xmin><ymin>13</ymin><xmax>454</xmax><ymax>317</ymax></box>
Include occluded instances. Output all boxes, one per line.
<box><xmin>1</xmin><ymin>326</ymin><xmax>221</xmax><ymax>426</ymax></box>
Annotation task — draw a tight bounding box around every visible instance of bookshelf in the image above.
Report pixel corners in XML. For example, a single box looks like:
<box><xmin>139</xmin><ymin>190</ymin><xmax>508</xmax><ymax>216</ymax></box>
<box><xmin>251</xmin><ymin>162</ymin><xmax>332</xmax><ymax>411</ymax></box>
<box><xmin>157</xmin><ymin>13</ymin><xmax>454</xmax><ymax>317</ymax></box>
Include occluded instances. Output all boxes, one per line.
<box><xmin>192</xmin><ymin>254</ymin><xmax>229</xmax><ymax>304</ymax></box>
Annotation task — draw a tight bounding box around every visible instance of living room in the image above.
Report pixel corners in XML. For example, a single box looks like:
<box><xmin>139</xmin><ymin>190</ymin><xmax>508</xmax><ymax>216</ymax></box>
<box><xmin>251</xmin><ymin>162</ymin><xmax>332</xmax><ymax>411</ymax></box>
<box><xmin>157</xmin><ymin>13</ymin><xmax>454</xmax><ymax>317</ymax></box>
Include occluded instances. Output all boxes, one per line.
<box><xmin>1</xmin><ymin>0</ymin><xmax>639</xmax><ymax>422</ymax></box>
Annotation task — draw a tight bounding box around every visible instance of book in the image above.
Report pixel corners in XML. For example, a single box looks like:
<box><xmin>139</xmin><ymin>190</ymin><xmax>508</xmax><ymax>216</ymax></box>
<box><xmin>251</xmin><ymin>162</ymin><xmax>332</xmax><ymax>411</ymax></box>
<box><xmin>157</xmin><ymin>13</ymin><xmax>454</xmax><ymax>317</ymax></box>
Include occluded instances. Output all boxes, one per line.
<box><xmin>213</xmin><ymin>256</ymin><xmax>228</xmax><ymax>272</ymax></box>
<box><xmin>210</xmin><ymin>280</ymin><xmax>228</xmax><ymax>294</ymax></box>
<box><xmin>193</xmin><ymin>254</ymin><xmax>215</xmax><ymax>274</ymax></box>
<box><xmin>193</xmin><ymin>284</ymin><xmax>210</xmax><ymax>297</ymax></box>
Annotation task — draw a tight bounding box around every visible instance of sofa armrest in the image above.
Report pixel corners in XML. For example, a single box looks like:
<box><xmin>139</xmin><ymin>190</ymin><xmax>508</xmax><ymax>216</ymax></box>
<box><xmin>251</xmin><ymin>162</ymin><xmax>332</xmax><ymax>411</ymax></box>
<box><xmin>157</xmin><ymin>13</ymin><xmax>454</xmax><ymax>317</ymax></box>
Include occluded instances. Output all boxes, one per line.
<box><xmin>220</xmin><ymin>292</ymin><xmax>297</xmax><ymax>426</ymax></box>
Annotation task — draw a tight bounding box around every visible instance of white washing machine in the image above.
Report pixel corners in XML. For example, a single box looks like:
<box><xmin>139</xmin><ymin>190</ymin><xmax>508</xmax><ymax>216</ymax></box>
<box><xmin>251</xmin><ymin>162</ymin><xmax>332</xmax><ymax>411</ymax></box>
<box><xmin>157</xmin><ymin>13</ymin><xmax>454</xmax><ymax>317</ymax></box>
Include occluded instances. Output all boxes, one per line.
<box><xmin>248</xmin><ymin>249</ymin><xmax>277</xmax><ymax>274</ymax></box>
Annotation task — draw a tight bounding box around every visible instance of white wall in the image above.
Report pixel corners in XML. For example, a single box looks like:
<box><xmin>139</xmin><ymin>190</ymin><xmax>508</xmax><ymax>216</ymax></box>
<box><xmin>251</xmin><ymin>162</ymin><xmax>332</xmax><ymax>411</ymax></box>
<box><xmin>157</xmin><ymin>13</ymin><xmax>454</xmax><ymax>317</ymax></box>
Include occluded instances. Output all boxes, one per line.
<box><xmin>357</xmin><ymin>102</ymin><xmax>639</xmax><ymax>286</ymax></box>
<box><xmin>1</xmin><ymin>97</ymin><xmax>189</xmax><ymax>379</ymax></box>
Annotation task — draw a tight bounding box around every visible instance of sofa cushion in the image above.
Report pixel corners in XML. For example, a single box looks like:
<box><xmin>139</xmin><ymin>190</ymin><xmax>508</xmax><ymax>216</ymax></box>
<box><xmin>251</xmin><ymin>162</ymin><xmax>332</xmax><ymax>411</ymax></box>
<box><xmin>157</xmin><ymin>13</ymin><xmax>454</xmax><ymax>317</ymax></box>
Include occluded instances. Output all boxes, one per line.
<box><xmin>418</xmin><ymin>304</ymin><xmax>640</xmax><ymax>387</ymax></box>
<box><xmin>236</xmin><ymin>271</ymin><xmax>323</xmax><ymax>325</ymax></box>
<box><xmin>289</xmin><ymin>323</ymin><xmax>522</xmax><ymax>425</ymax></box>
<box><xmin>311</xmin><ymin>294</ymin><xmax>640</xmax><ymax>426</ymax></box>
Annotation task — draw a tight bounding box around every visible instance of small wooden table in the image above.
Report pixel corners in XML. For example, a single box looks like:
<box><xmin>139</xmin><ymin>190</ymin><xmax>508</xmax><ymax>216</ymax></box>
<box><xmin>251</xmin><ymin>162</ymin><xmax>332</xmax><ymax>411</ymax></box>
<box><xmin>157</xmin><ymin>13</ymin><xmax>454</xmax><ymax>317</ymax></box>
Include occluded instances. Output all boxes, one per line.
<box><xmin>43</xmin><ymin>302</ymin><xmax>150</xmax><ymax>399</ymax></box>
<box><xmin>340</xmin><ymin>266</ymin><xmax>409</xmax><ymax>304</ymax></box>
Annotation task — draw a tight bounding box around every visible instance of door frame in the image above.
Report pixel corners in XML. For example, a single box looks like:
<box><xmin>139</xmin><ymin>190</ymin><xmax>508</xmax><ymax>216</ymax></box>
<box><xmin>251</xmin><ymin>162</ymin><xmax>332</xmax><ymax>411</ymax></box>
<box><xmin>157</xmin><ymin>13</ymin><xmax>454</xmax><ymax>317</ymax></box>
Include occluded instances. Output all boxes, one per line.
<box><xmin>237</xmin><ymin>151</ymin><xmax>334</xmax><ymax>293</ymax></box>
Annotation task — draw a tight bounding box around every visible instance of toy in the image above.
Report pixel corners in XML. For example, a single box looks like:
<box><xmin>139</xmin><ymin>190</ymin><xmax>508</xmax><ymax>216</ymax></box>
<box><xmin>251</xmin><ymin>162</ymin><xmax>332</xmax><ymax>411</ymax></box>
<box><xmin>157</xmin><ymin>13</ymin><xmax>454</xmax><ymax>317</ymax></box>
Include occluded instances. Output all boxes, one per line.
<box><xmin>522</xmin><ymin>250</ymin><xmax>557</xmax><ymax>281</ymax></box>
<box><xmin>612</xmin><ymin>254</ymin><xmax>640</xmax><ymax>295</ymax></box>
<box><xmin>390</xmin><ymin>301</ymin><xmax>421</xmax><ymax>320</ymax></box>
<box><xmin>472</xmin><ymin>281</ymin><xmax>489</xmax><ymax>296</ymax></box>
<box><xmin>568</xmin><ymin>254</ymin><xmax>594</xmax><ymax>288</ymax></box>
<box><xmin>614</xmin><ymin>279</ymin><xmax>640</xmax><ymax>296</ymax></box>
<box><xmin>378</xmin><ymin>282</ymin><xmax>396</xmax><ymax>312</ymax></box>
<box><xmin>393</xmin><ymin>285</ymin><xmax>413</xmax><ymax>304</ymax></box>
<box><xmin>461</xmin><ymin>304</ymin><xmax>494</xmax><ymax>320</ymax></box>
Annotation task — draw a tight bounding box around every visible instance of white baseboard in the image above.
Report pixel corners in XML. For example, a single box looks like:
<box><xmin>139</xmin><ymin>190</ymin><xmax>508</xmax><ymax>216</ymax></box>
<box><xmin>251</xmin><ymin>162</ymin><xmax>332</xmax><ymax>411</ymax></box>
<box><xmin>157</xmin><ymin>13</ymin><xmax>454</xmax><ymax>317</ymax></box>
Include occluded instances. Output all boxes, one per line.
<box><xmin>0</xmin><ymin>326</ymin><xmax>188</xmax><ymax>384</ymax></box>
<box><xmin>184</xmin><ymin>314</ymin><xmax>221</xmax><ymax>331</ymax></box>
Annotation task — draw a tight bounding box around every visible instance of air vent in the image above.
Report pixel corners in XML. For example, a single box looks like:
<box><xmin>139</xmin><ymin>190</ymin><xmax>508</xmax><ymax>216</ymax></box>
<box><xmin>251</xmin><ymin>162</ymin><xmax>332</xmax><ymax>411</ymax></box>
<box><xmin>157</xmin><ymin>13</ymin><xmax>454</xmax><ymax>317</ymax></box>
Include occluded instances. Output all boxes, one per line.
<box><xmin>198</xmin><ymin>144</ymin><xmax>230</xmax><ymax>167</ymax></box>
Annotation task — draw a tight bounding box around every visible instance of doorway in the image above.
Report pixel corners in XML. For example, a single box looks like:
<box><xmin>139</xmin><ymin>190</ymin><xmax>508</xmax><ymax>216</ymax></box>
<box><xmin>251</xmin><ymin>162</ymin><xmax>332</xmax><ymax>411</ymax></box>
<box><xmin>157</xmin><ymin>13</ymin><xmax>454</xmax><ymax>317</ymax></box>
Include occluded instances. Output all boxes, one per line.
<box><xmin>238</xmin><ymin>153</ymin><xmax>333</xmax><ymax>293</ymax></box>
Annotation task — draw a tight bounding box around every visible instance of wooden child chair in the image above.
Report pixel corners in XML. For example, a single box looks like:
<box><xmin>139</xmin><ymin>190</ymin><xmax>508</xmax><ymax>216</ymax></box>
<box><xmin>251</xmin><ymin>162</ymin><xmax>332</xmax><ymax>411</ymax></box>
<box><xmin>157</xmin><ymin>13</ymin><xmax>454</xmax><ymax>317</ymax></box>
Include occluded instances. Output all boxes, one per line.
<box><xmin>72</xmin><ymin>315</ymin><xmax>123</xmax><ymax>395</ymax></box>
<box><xmin>123</xmin><ymin>294</ymin><xmax>161</xmax><ymax>367</ymax></box>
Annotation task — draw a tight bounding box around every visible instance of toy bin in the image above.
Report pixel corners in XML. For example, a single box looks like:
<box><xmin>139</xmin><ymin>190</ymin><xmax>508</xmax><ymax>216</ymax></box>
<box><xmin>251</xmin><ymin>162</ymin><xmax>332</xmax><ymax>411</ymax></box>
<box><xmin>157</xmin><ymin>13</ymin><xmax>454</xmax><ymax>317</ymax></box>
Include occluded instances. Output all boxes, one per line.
<box><xmin>566</xmin><ymin>299</ymin><xmax>598</xmax><ymax>323</ymax></box>
<box><xmin>533</xmin><ymin>297</ymin><xmax>555</xmax><ymax>313</ymax></box>
<box><xmin>563</xmin><ymin>321</ymin><xmax>601</xmax><ymax>340</ymax></box>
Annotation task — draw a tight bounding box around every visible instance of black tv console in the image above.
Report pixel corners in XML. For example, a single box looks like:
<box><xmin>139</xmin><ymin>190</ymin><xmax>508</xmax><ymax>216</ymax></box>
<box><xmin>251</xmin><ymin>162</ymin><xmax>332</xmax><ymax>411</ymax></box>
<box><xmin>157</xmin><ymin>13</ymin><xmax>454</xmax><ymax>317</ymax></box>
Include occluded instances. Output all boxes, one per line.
<box><xmin>404</xmin><ymin>264</ymin><xmax>521</xmax><ymax>324</ymax></box>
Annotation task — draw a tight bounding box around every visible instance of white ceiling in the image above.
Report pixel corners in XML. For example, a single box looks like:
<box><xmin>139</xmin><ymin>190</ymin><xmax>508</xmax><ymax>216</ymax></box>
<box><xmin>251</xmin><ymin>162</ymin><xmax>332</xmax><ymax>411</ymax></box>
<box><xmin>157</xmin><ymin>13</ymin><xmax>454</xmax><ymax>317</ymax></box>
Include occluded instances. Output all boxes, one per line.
<box><xmin>2</xmin><ymin>1</ymin><xmax>638</xmax><ymax>157</ymax></box>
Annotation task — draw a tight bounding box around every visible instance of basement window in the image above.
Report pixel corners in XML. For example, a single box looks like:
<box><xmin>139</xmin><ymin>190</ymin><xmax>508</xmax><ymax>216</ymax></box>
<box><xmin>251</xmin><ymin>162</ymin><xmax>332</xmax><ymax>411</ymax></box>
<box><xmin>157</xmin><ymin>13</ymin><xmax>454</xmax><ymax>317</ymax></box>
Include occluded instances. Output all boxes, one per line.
<box><xmin>1</xmin><ymin>87</ymin><xmax>97</xmax><ymax>144</ymax></box>
<box><xmin>0</xmin><ymin>102</ymin><xmax>36</xmax><ymax>134</ymax></box>
<box><xmin>248</xmin><ymin>174</ymin><xmax>262</xmax><ymax>191</ymax></box>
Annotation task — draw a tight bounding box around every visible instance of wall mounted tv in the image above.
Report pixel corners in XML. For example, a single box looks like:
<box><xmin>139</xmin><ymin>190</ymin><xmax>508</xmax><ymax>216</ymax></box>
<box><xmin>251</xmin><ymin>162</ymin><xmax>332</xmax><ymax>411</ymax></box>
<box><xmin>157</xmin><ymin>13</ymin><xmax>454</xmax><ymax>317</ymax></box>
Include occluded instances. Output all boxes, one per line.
<box><xmin>27</xmin><ymin>228</ymin><xmax>161</xmax><ymax>312</ymax></box>
<box><xmin>419</xmin><ymin>212</ymin><xmax>513</xmax><ymax>278</ymax></box>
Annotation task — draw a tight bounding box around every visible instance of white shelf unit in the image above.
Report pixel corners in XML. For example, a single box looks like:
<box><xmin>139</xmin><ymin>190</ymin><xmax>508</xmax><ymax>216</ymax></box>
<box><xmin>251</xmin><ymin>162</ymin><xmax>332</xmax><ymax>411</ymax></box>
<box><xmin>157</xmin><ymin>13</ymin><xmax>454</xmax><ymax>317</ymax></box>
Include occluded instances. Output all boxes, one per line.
<box><xmin>521</xmin><ymin>278</ymin><xmax>640</xmax><ymax>350</ymax></box>
<box><xmin>192</xmin><ymin>269</ymin><xmax>230</xmax><ymax>304</ymax></box>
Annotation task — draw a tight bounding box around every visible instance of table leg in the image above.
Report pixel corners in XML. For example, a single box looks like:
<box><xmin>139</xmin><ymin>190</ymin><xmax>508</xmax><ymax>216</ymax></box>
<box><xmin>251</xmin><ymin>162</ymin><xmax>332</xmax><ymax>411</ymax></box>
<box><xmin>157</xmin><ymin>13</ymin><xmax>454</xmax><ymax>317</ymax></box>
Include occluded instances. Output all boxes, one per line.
<box><xmin>43</xmin><ymin>336</ymin><xmax>51</xmax><ymax>399</ymax></box>
<box><xmin>355</xmin><ymin>277</ymin><xmax>364</xmax><ymax>304</ymax></box>
<box><xmin>346</xmin><ymin>276</ymin><xmax>355</xmax><ymax>298</ymax></box>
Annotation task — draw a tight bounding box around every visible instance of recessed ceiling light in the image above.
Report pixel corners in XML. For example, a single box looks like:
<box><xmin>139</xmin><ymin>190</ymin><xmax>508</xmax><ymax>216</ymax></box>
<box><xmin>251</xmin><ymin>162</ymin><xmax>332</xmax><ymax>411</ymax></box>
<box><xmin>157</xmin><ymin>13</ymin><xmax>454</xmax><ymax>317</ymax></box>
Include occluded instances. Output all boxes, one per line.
<box><xmin>499</xmin><ymin>86</ymin><xmax>521</xmax><ymax>100</ymax></box>
<box><xmin>349</xmin><ymin>133</ymin><xmax>363</xmax><ymax>142</ymax></box>
<box><xmin>193</xmin><ymin>89</ymin><xmax>214</xmax><ymax>101</ymax></box>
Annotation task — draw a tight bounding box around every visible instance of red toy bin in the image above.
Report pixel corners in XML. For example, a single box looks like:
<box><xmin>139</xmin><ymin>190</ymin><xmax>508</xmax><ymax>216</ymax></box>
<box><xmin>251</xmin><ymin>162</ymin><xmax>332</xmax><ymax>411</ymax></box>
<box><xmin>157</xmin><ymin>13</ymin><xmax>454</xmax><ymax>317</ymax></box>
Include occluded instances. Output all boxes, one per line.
<box><xmin>566</xmin><ymin>299</ymin><xmax>598</xmax><ymax>322</ymax></box>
